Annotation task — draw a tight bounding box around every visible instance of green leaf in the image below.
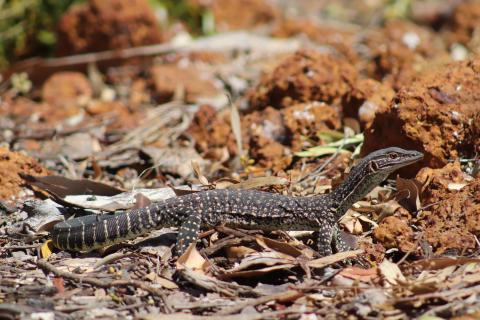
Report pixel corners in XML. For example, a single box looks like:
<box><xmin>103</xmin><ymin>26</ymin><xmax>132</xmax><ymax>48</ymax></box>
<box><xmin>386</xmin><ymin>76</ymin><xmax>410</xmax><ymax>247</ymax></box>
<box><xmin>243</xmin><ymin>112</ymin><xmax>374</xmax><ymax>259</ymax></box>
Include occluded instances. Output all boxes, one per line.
<box><xmin>295</xmin><ymin>147</ymin><xmax>349</xmax><ymax>158</ymax></box>
<box><xmin>295</xmin><ymin>133</ymin><xmax>364</xmax><ymax>158</ymax></box>
<box><xmin>37</xmin><ymin>30</ymin><xmax>56</xmax><ymax>45</ymax></box>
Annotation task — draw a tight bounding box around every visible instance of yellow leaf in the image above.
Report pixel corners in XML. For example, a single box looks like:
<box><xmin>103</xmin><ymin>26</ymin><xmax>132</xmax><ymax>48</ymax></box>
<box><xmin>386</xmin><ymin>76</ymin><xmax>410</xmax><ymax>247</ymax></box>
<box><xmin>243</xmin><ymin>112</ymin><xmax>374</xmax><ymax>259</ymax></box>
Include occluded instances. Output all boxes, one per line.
<box><xmin>40</xmin><ymin>240</ymin><xmax>54</xmax><ymax>259</ymax></box>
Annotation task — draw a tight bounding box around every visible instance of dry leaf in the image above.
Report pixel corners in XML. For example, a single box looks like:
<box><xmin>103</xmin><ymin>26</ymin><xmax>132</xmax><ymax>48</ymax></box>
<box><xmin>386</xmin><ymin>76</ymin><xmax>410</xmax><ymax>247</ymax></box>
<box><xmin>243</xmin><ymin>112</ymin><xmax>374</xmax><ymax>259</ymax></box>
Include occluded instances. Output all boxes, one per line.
<box><xmin>395</xmin><ymin>176</ymin><xmax>422</xmax><ymax>211</ymax></box>
<box><xmin>145</xmin><ymin>272</ymin><xmax>179</xmax><ymax>289</ymax></box>
<box><xmin>378</xmin><ymin>259</ymin><xmax>405</xmax><ymax>286</ymax></box>
<box><xmin>225</xmin><ymin>246</ymin><xmax>256</xmax><ymax>259</ymax></box>
<box><xmin>191</xmin><ymin>160</ymin><xmax>209</xmax><ymax>185</ymax></box>
<box><xmin>40</xmin><ymin>240</ymin><xmax>54</xmax><ymax>259</ymax></box>
<box><xmin>413</xmin><ymin>257</ymin><xmax>480</xmax><ymax>270</ymax></box>
<box><xmin>340</xmin><ymin>210</ymin><xmax>364</xmax><ymax>234</ymax></box>
<box><xmin>52</xmin><ymin>277</ymin><xmax>65</xmax><ymax>294</ymax></box>
<box><xmin>307</xmin><ymin>250</ymin><xmax>363</xmax><ymax>268</ymax></box>
<box><xmin>256</xmin><ymin>236</ymin><xmax>303</xmax><ymax>258</ymax></box>
<box><xmin>338</xmin><ymin>267</ymin><xmax>379</xmax><ymax>282</ymax></box>
<box><xmin>176</xmin><ymin>243</ymin><xmax>210</xmax><ymax>273</ymax></box>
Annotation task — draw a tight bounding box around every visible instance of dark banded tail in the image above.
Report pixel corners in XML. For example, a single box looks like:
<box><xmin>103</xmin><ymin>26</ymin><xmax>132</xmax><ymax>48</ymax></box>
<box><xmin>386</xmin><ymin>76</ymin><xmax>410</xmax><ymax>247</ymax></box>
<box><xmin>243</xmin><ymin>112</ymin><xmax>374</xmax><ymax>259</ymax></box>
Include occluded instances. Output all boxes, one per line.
<box><xmin>51</xmin><ymin>208</ymin><xmax>158</xmax><ymax>252</ymax></box>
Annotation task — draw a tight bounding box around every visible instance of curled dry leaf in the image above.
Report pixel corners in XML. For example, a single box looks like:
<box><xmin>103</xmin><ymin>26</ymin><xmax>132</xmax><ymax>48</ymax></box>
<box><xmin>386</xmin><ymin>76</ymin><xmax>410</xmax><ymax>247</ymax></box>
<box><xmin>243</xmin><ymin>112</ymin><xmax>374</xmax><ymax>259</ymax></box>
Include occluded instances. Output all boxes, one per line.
<box><xmin>191</xmin><ymin>160</ymin><xmax>209</xmax><ymax>186</ymax></box>
<box><xmin>340</xmin><ymin>210</ymin><xmax>364</xmax><ymax>234</ymax></box>
<box><xmin>378</xmin><ymin>259</ymin><xmax>405</xmax><ymax>286</ymax></box>
<box><xmin>255</xmin><ymin>236</ymin><xmax>303</xmax><ymax>258</ymax></box>
<box><xmin>338</xmin><ymin>267</ymin><xmax>379</xmax><ymax>283</ymax></box>
<box><xmin>225</xmin><ymin>245</ymin><xmax>257</xmax><ymax>259</ymax></box>
<box><xmin>176</xmin><ymin>243</ymin><xmax>210</xmax><ymax>273</ymax></box>
<box><xmin>395</xmin><ymin>176</ymin><xmax>422</xmax><ymax>212</ymax></box>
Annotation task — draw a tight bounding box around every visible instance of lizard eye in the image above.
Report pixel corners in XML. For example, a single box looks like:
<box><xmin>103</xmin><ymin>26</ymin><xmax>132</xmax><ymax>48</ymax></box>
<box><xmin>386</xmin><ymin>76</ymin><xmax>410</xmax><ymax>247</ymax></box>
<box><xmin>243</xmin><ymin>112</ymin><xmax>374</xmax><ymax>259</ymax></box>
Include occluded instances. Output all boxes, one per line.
<box><xmin>389</xmin><ymin>153</ymin><xmax>398</xmax><ymax>159</ymax></box>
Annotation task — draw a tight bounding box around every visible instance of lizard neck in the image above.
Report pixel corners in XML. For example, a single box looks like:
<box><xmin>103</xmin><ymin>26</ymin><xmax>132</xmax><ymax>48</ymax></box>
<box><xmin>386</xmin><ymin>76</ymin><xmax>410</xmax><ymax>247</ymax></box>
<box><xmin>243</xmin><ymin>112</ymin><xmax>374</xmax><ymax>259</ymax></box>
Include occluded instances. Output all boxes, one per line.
<box><xmin>325</xmin><ymin>165</ymin><xmax>389</xmax><ymax>221</ymax></box>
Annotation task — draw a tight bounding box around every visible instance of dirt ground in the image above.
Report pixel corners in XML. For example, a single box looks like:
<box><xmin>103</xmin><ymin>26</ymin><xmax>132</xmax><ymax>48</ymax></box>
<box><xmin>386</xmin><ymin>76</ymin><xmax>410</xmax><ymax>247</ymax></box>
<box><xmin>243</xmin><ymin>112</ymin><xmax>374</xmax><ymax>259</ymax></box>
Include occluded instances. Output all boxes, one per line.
<box><xmin>1</xmin><ymin>0</ymin><xmax>480</xmax><ymax>319</ymax></box>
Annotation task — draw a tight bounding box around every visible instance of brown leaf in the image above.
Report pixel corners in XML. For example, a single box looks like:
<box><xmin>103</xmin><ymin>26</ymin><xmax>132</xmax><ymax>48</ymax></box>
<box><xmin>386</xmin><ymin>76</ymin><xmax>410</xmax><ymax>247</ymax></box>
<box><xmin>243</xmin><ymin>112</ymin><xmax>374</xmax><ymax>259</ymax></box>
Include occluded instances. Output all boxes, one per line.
<box><xmin>338</xmin><ymin>267</ymin><xmax>379</xmax><ymax>282</ymax></box>
<box><xmin>134</xmin><ymin>193</ymin><xmax>152</xmax><ymax>209</ymax></box>
<box><xmin>413</xmin><ymin>257</ymin><xmax>480</xmax><ymax>270</ymax></box>
<box><xmin>378</xmin><ymin>259</ymin><xmax>405</xmax><ymax>286</ymax></box>
<box><xmin>255</xmin><ymin>236</ymin><xmax>303</xmax><ymax>258</ymax></box>
<box><xmin>225</xmin><ymin>246</ymin><xmax>257</xmax><ymax>259</ymax></box>
<box><xmin>191</xmin><ymin>160</ymin><xmax>209</xmax><ymax>185</ymax></box>
<box><xmin>307</xmin><ymin>250</ymin><xmax>363</xmax><ymax>269</ymax></box>
<box><xmin>52</xmin><ymin>277</ymin><xmax>65</xmax><ymax>294</ymax></box>
<box><xmin>395</xmin><ymin>176</ymin><xmax>422</xmax><ymax>212</ymax></box>
<box><xmin>176</xmin><ymin>244</ymin><xmax>210</xmax><ymax>273</ymax></box>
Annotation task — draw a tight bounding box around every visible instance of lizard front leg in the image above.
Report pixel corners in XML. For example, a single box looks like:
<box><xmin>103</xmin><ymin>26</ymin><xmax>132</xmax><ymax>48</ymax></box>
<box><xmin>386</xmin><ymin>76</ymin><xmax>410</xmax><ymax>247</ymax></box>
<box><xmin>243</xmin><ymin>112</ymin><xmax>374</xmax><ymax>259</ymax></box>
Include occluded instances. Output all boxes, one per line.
<box><xmin>176</xmin><ymin>212</ymin><xmax>202</xmax><ymax>255</ymax></box>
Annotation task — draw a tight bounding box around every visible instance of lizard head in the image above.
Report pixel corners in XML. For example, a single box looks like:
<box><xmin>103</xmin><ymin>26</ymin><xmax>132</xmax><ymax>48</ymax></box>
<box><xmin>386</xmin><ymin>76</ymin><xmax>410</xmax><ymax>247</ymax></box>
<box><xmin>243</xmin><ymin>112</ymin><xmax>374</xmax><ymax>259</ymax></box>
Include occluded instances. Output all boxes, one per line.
<box><xmin>363</xmin><ymin>147</ymin><xmax>424</xmax><ymax>175</ymax></box>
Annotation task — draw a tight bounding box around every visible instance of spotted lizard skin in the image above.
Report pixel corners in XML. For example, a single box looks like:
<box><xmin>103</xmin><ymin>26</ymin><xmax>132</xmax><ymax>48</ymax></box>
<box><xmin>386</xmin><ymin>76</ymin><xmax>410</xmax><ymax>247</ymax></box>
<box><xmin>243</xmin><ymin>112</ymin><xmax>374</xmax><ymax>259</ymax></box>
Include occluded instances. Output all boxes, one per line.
<box><xmin>51</xmin><ymin>147</ymin><xmax>423</xmax><ymax>255</ymax></box>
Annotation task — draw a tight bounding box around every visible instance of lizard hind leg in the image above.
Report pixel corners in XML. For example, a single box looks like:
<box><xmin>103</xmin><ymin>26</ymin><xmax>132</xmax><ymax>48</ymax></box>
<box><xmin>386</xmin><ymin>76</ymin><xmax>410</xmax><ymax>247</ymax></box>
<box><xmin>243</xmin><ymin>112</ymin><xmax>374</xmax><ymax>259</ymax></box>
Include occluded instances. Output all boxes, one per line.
<box><xmin>176</xmin><ymin>213</ymin><xmax>202</xmax><ymax>255</ymax></box>
<box><xmin>315</xmin><ymin>224</ymin><xmax>335</xmax><ymax>257</ymax></box>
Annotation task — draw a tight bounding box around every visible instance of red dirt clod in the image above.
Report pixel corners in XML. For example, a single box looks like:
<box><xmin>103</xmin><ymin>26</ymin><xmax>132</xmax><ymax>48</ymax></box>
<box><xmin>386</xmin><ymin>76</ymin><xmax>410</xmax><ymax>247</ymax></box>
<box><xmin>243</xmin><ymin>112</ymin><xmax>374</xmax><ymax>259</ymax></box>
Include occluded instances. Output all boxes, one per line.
<box><xmin>149</xmin><ymin>64</ymin><xmax>220</xmax><ymax>104</ymax></box>
<box><xmin>373</xmin><ymin>216</ymin><xmax>416</xmax><ymax>253</ymax></box>
<box><xmin>56</xmin><ymin>0</ymin><xmax>163</xmax><ymax>56</ymax></box>
<box><xmin>248</xmin><ymin>49</ymin><xmax>357</xmax><ymax>111</ymax></box>
<box><xmin>42</xmin><ymin>72</ymin><xmax>92</xmax><ymax>108</ymax></box>
<box><xmin>0</xmin><ymin>147</ymin><xmax>49</xmax><ymax>201</ymax></box>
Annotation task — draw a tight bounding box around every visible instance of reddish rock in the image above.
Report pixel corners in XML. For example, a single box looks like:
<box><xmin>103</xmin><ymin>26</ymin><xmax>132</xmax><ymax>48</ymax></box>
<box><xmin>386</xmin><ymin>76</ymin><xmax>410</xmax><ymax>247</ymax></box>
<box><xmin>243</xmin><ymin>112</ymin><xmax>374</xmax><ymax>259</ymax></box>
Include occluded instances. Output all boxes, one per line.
<box><xmin>365</xmin><ymin>20</ymin><xmax>447</xmax><ymax>89</ymax></box>
<box><xmin>344</xmin><ymin>79</ymin><xmax>395</xmax><ymax>128</ymax></box>
<box><xmin>0</xmin><ymin>147</ymin><xmax>49</xmax><ymax>200</ymax></box>
<box><xmin>362</xmin><ymin>58</ymin><xmax>480</xmax><ymax>176</ymax></box>
<box><xmin>56</xmin><ymin>0</ymin><xmax>163</xmax><ymax>56</ymax></box>
<box><xmin>42</xmin><ymin>72</ymin><xmax>92</xmax><ymax>108</ymax></box>
<box><xmin>186</xmin><ymin>105</ymin><xmax>236</xmax><ymax>161</ymax></box>
<box><xmin>282</xmin><ymin>102</ymin><xmax>341</xmax><ymax>151</ymax></box>
<box><xmin>0</xmin><ymin>96</ymin><xmax>81</xmax><ymax>126</ymax></box>
<box><xmin>86</xmin><ymin>101</ymin><xmax>139</xmax><ymax>131</ymax></box>
<box><xmin>150</xmin><ymin>64</ymin><xmax>219</xmax><ymax>103</ymax></box>
<box><xmin>271</xmin><ymin>19</ymin><xmax>359</xmax><ymax>62</ymax></box>
<box><xmin>416</xmin><ymin>162</ymin><xmax>474</xmax><ymax>205</ymax></box>
<box><xmin>416</xmin><ymin>178</ymin><xmax>480</xmax><ymax>255</ymax></box>
<box><xmin>248</xmin><ymin>49</ymin><xmax>357</xmax><ymax>111</ymax></box>
<box><xmin>444</xmin><ymin>1</ymin><xmax>480</xmax><ymax>46</ymax></box>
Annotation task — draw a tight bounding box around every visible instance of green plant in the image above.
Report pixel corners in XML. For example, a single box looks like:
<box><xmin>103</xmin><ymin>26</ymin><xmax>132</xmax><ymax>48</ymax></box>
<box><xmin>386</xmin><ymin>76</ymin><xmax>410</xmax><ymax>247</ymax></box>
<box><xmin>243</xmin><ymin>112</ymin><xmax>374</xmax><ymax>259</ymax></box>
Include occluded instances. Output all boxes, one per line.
<box><xmin>0</xmin><ymin>0</ymin><xmax>81</xmax><ymax>70</ymax></box>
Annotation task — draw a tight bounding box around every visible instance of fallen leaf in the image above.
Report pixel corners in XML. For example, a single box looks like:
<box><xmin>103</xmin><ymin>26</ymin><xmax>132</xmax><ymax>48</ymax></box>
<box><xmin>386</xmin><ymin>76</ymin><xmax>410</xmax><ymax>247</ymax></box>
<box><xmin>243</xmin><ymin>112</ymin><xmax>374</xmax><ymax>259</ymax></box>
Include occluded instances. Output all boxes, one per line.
<box><xmin>413</xmin><ymin>257</ymin><xmax>480</xmax><ymax>270</ymax></box>
<box><xmin>378</xmin><ymin>259</ymin><xmax>405</xmax><ymax>286</ymax></box>
<box><xmin>52</xmin><ymin>277</ymin><xmax>65</xmax><ymax>294</ymax></box>
<box><xmin>339</xmin><ymin>267</ymin><xmax>379</xmax><ymax>282</ymax></box>
<box><xmin>225</xmin><ymin>246</ymin><xmax>256</xmax><ymax>259</ymax></box>
<box><xmin>192</xmin><ymin>160</ymin><xmax>209</xmax><ymax>185</ymax></box>
<box><xmin>395</xmin><ymin>176</ymin><xmax>422</xmax><ymax>212</ymax></box>
<box><xmin>40</xmin><ymin>240</ymin><xmax>54</xmax><ymax>259</ymax></box>
<box><xmin>256</xmin><ymin>236</ymin><xmax>303</xmax><ymax>258</ymax></box>
<box><xmin>145</xmin><ymin>272</ymin><xmax>179</xmax><ymax>289</ymax></box>
<box><xmin>307</xmin><ymin>250</ymin><xmax>363</xmax><ymax>269</ymax></box>
<box><xmin>176</xmin><ymin>244</ymin><xmax>210</xmax><ymax>273</ymax></box>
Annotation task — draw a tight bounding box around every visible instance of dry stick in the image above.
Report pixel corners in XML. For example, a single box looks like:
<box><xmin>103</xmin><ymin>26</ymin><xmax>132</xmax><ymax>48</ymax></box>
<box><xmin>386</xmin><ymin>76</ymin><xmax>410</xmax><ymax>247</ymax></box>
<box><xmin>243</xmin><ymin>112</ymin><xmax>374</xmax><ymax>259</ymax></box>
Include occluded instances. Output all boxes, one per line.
<box><xmin>35</xmin><ymin>259</ymin><xmax>172</xmax><ymax>313</ymax></box>
<box><xmin>216</xmin><ymin>290</ymin><xmax>303</xmax><ymax>315</ymax></box>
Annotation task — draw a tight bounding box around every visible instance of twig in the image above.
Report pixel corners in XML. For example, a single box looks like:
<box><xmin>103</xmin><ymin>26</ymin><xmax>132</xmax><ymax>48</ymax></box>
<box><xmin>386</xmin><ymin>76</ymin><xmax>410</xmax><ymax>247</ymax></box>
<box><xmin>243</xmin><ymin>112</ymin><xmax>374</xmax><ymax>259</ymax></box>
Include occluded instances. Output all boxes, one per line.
<box><xmin>177</xmin><ymin>268</ymin><xmax>260</xmax><ymax>298</ymax></box>
<box><xmin>94</xmin><ymin>251</ymin><xmax>133</xmax><ymax>269</ymax></box>
<box><xmin>216</xmin><ymin>290</ymin><xmax>303</xmax><ymax>315</ymax></box>
<box><xmin>35</xmin><ymin>259</ymin><xmax>172</xmax><ymax>313</ymax></box>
